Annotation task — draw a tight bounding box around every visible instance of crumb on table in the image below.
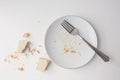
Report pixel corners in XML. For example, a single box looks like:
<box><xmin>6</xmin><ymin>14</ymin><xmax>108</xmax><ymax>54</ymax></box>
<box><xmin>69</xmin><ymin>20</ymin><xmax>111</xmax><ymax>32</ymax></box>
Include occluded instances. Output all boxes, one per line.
<box><xmin>18</xmin><ymin>67</ymin><xmax>24</xmax><ymax>71</ymax></box>
<box><xmin>17</xmin><ymin>40</ymin><xmax>29</xmax><ymax>53</ymax></box>
<box><xmin>22</xmin><ymin>32</ymin><xmax>30</xmax><ymax>38</ymax></box>
<box><xmin>10</xmin><ymin>53</ymin><xmax>19</xmax><ymax>59</ymax></box>
<box><xmin>36</xmin><ymin>58</ymin><xmax>50</xmax><ymax>71</ymax></box>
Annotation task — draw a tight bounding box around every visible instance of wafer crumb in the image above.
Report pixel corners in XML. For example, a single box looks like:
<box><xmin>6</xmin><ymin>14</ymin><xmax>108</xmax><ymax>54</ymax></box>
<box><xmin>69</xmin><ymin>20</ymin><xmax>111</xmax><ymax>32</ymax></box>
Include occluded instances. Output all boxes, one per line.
<box><xmin>36</xmin><ymin>58</ymin><xmax>50</xmax><ymax>71</ymax></box>
<box><xmin>17</xmin><ymin>40</ymin><xmax>29</xmax><ymax>53</ymax></box>
<box><xmin>4</xmin><ymin>32</ymin><xmax>47</xmax><ymax>71</ymax></box>
<box><xmin>22</xmin><ymin>32</ymin><xmax>30</xmax><ymax>38</ymax></box>
<box><xmin>70</xmin><ymin>47</ymin><xmax>76</xmax><ymax>53</ymax></box>
<box><xmin>63</xmin><ymin>46</ymin><xmax>77</xmax><ymax>54</ymax></box>
<box><xmin>10</xmin><ymin>53</ymin><xmax>19</xmax><ymax>59</ymax></box>
<box><xmin>70</xmin><ymin>49</ymin><xmax>76</xmax><ymax>53</ymax></box>
<box><xmin>63</xmin><ymin>47</ymin><xmax>69</xmax><ymax>53</ymax></box>
<box><xmin>18</xmin><ymin>67</ymin><xmax>24</xmax><ymax>71</ymax></box>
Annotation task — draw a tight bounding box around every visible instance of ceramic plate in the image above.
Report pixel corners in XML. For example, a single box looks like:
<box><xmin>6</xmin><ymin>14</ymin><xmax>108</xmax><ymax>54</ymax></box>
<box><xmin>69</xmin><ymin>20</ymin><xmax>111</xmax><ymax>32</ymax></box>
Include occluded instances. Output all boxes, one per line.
<box><xmin>45</xmin><ymin>15</ymin><xmax>97</xmax><ymax>68</ymax></box>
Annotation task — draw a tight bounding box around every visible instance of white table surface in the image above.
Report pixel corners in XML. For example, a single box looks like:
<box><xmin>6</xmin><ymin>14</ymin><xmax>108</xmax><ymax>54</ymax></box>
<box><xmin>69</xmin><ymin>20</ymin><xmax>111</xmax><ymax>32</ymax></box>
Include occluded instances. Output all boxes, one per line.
<box><xmin>0</xmin><ymin>0</ymin><xmax>120</xmax><ymax>80</ymax></box>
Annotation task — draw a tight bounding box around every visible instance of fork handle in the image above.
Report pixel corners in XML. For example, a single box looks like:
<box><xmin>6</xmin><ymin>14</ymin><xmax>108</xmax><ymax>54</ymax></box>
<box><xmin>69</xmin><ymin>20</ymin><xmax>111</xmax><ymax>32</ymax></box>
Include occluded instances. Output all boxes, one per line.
<box><xmin>81</xmin><ymin>37</ymin><xmax>110</xmax><ymax>62</ymax></box>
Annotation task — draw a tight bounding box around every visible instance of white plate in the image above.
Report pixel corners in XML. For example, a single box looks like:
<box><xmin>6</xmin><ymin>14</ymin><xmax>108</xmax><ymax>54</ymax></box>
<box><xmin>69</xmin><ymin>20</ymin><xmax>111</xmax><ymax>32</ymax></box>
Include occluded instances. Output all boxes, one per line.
<box><xmin>45</xmin><ymin>15</ymin><xmax>97</xmax><ymax>69</ymax></box>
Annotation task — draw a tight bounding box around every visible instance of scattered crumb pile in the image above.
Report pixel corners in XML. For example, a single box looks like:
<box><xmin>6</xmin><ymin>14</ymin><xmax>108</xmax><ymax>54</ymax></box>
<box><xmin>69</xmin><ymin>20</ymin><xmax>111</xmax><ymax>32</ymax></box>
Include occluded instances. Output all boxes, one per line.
<box><xmin>4</xmin><ymin>32</ymin><xmax>50</xmax><ymax>71</ymax></box>
<box><xmin>63</xmin><ymin>46</ymin><xmax>77</xmax><ymax>54</ymax></box>
<box><xmin>53</xmin><ymin>32</ymin><xmax>81</xmax><ymax>54</ymax></box>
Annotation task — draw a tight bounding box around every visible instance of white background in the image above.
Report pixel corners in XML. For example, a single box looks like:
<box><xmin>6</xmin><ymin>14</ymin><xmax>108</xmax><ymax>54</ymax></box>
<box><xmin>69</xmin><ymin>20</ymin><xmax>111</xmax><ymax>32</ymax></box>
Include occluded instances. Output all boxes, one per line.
<box><xmin>0</xmin><ymin>0</ymin><xmax>120</xmax><ymax>80</ymax></box>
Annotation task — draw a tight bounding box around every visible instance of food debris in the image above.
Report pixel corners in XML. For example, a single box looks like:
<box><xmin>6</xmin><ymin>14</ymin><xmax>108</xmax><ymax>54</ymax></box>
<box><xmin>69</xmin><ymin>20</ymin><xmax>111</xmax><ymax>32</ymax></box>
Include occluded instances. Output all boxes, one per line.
<box><xmin>4</xmin><ymin>32</ymin><xmax>50</xmax><ymax>71</ymax></box>
<box><xmin>70</xmin><ymin>49</ymin><xmax>76</xmax><ymax>53</ymax></box>
<box><xmin>23</xmin><ymin>32</ymin><xmax>30</xmax><ymax>38</ymax></box>
<box><xmin>36</xmin><ymin>58</ymin><xmax>50</xmax><ymax>71</ymax></box>
<box><xmin>18</xmin><ymin>67</ymin><xmax>24</xmax><ymax>71</ymax></box>
<box><xmin>63</xmin><ymin>47</ymin><xmax>69</xmax><ymax>53</ymax></box>
<box><xmin>70</xmin><ymin>47</ymin><xmax>76</xmax><ymax>53</ymax></box>
<box><xmin>63</xmin><ymin>46</ymin><xmax>77</xmax><ymax>54</ymax></box>
<box><xmin>17</xmin><ymin>40</ymin><xmax>29</xmax><ymax>53</ymax></box>
<box><xmin>10</xmin><ymin>53</ymin><xmax>19</xmax><ymax>59</ymax></box>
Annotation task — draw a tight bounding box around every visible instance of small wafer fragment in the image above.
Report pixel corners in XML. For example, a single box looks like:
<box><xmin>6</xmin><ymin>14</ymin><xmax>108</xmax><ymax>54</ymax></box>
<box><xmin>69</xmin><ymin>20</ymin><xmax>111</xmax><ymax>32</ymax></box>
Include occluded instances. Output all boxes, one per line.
<box><xmin>36</xmin><ymin>58</ymin><xmax>50</xmax><ymax>71</ymax></box>
<box><xmin>22</xmin><ymin>32</ymin><xmax>30</xmax><ymax>38</ymax></box>
<box><xmin>18</xmin><ymin>67</ymin><xmax>24</xmax><ymax>71</ymax></box>
<box><xmin>17</xmin><ymin>40</ymin><xmax>29</xmax><ymax>53</ymax></box>
<box><xmin>10</xmin><ymin>53</ymin><xmax>19</xmax><ymax>59</ymax></box>
<box><xmin>70</xmin><ymin>47</ymin><xmax>76</xmax><ymax>53</ymax></box>
<box><xmin>63</xmin><ymin>47</ymin><xmax>69</xmax><ymax>53</ymax></box>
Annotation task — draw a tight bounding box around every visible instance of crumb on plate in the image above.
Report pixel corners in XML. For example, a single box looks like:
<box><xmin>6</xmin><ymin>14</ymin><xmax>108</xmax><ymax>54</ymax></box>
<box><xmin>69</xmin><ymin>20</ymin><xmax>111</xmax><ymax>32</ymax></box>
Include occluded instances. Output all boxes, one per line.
<box><xmin>63</xmin><ymin>47</ymin><xmax>69</xmax><ymax>53</ymax></box>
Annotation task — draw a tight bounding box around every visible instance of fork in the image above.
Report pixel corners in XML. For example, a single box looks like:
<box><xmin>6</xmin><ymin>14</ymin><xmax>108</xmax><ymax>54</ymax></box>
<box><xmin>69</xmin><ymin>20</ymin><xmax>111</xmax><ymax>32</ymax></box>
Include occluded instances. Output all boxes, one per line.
<box><xmin>61</xmin><ymin>20</ymin><xmax>110</xmax><ymax>62</ymax></box>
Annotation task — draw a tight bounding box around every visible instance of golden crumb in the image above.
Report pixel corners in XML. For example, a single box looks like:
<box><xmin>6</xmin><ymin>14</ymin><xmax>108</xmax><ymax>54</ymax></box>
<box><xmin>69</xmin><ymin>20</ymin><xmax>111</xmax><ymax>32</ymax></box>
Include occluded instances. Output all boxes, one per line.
<box><xmin>18</xmin><ymin>67</ymin><xmax>24</xmax><ymax>71</ymax></box>
<box><xmin>70</xmin><ymin>47</ymin><xmax>76</xmax><ymax>53</ymax></box>
<box><xmin>63</xmin><ymin>47</ymin><xmax>69</xmax><ymax>53</ymax></box>
<box><xmin>70</xmin><ymin>50</ymin><xmax>76</xmax><ymax>53</ymax></box>
<box><xmin>63</xmin><ymin>46</ymin><xmax>77</xmax><ymax>54</ymax></box>
<box><xmin>23</xmin><ymin>32</ymin><xmax>30</xmax><ymax>38</ymax></box>
<box><xmin>10</xmin><ymin>53</ymin><xmax>19</xmax><ymax>59</ymax></box>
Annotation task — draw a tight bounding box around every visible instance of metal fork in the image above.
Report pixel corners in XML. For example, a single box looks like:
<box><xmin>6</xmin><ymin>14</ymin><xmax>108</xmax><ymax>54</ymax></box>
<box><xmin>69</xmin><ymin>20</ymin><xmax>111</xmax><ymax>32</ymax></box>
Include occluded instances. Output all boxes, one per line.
<box><xmin>61</xmin><ymin>20</ymin><xmax>110</xmax><ymax>62</ymax></box>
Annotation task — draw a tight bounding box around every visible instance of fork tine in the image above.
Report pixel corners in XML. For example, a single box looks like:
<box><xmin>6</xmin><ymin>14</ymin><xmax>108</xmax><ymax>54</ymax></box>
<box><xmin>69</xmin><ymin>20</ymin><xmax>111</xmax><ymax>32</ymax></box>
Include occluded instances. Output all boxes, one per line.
<box><xmin>61</xmin><ymin>20</ymin><xmax>75</xmax><ymax>33</ymax></box>
<box><xmin>64</xmin><ymin>21</ymin><xmax>73</xmax><ymax>32</ymax></box>
<box><xmin>61</xmin><ymin>20</ymin><xmax>72</xmax><ymax>33</ymax></box>
<box><xmin>64</xmin><ymin>20</ymin><xmax>75</xmax><ymax>30</ymax></box>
